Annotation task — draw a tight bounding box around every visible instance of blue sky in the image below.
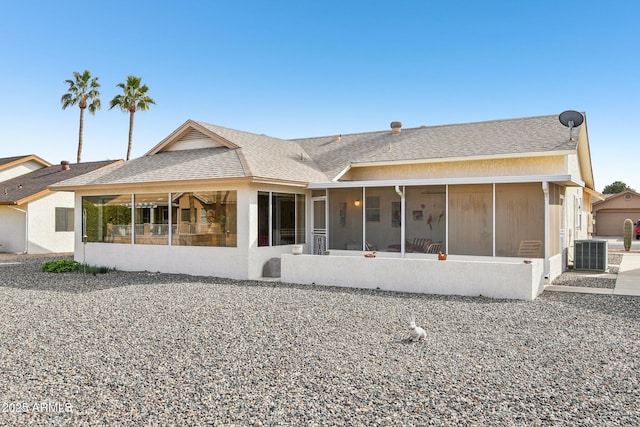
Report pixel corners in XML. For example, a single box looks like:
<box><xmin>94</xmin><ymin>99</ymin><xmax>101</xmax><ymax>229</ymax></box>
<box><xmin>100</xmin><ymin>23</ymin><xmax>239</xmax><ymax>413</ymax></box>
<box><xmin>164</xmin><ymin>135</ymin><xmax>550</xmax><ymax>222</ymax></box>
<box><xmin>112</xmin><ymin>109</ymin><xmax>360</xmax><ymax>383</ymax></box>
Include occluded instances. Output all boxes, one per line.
<box><xmin>1</xmin><ymin>0</ymin><xmax>638</xmax><ymax>192</ymax></box>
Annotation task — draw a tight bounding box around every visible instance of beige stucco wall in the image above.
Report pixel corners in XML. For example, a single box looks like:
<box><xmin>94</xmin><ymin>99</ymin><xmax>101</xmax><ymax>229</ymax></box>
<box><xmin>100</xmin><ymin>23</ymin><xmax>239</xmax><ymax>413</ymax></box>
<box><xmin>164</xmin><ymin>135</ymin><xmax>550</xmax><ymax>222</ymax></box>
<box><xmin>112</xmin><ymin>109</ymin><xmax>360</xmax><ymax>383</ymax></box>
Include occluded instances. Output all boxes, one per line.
<box><xmin>566</xmin><ymin>153</ymin><xmax>582</xmax><ymax>179</ymax></box>
<box><xmin>28</xmin><ymin>191</ymin><xmax>76</xmax><ymax>254</ymax></box>
<box><xmin>343</xmin><ymin>155</ymin><xmax>567</xmax><ymax>181</ymax></box>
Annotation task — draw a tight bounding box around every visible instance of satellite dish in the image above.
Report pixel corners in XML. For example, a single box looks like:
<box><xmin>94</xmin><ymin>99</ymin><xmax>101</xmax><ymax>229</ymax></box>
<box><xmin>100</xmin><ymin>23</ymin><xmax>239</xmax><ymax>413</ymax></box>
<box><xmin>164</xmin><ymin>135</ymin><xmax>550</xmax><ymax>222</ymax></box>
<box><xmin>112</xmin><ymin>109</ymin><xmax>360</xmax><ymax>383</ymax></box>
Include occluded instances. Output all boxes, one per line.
<box><xmin>559</xmin><ymin>110</ymin><xmax>584</xmax><ymax>140</ymax></box>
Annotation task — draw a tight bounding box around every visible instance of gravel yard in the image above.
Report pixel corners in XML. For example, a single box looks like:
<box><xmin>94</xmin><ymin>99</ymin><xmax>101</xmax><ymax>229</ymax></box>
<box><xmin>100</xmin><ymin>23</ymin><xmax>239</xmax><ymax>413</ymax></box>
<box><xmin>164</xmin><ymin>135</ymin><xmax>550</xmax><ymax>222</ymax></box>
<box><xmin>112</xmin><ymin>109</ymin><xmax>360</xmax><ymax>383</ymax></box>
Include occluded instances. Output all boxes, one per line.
<box><xmin>549</xmin><ymin>253</ymin><xmax>623</xmax><ymax>289</ymax></box>
<box><xmin>0</xmin><ymin>254</ymin><xmax>638</xmax><ymax>426</ymax></box>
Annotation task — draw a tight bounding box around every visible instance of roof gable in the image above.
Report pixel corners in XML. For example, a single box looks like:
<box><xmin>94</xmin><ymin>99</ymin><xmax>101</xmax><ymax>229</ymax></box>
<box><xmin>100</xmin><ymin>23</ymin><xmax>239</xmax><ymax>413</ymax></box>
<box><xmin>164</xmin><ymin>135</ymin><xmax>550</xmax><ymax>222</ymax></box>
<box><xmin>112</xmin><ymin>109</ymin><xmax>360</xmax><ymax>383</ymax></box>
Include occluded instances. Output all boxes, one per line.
<box><xmin>593</xmin><ymin>189</ymin><xmax>640</xmax><ymax>208</ymax></box>
<box><xmin>146</xmin><ymin>120</ymin><xmax>239</xmax><ymax>155</ymax></box>
<box><xmin>0</xmin><ymin>155</ymin><xmax>52</xmax><ymax>183</ymax></box>
<box><xmin>0</xmin><ymin>154</ymin><xmax>51</xmax><ymax>171</ymax></box>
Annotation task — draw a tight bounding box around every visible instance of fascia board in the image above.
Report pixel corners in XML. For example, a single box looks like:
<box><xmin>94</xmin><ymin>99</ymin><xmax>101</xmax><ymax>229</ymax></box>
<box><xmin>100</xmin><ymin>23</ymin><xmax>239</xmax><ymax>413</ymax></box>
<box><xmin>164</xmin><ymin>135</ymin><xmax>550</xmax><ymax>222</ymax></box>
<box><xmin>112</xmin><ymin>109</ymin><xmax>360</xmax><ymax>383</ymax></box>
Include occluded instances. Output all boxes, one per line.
<box><xmin>52</xmin><ymin>176</ymin><xmax>309</xmax><ymax>193</ymax></box>
<box><xmin>307</xmin><ymin>174</ymin><xmax>584</xmax><ymax>189</ymax></box>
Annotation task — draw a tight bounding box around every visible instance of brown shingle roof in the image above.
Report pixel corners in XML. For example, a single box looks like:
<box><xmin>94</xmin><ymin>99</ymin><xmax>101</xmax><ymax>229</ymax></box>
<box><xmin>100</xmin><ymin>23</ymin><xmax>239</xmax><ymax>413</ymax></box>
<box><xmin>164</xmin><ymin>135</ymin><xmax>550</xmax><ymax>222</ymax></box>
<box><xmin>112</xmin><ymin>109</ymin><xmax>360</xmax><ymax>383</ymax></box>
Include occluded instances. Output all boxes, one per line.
<box><xmin>0</xmin><ymin>160</ymin><xmax>121</xmax><ymax>205</ymax></box>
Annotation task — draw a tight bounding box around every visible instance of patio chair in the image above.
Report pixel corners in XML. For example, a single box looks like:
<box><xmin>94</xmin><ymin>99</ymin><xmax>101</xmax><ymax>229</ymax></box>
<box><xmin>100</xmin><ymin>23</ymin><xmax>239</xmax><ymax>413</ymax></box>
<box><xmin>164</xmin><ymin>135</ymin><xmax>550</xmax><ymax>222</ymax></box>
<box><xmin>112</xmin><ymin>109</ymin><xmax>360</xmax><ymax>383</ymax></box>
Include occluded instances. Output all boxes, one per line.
<box><xmin>425</xmin><ymin>242</ymin><xmax>442</xmax><ymax>254</ymax></box>
<box><xmin>410</xmin><ymin>237</ymin><xmax>431</xmax><ymax>252</ymax></box>
<box><xmin>517</xmin><ymin>240</ymin><xmax>542</xmax><ymax>258</ymax></box>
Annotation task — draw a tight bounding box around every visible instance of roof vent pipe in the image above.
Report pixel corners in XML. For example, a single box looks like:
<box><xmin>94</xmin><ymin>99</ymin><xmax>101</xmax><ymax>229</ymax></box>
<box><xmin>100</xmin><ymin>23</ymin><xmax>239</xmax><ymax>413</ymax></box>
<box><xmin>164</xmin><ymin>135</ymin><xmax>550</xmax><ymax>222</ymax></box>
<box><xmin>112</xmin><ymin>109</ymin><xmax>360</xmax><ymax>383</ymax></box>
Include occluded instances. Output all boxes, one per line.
<box><xmin>61</xmin><ymin>160</ymin><xmax>70</xmax><ymax>171</ymax></box>
<box><xmin>390</xmin><ymin>121</ymin><xmax>402</xmax><ymax>134</ymax></box>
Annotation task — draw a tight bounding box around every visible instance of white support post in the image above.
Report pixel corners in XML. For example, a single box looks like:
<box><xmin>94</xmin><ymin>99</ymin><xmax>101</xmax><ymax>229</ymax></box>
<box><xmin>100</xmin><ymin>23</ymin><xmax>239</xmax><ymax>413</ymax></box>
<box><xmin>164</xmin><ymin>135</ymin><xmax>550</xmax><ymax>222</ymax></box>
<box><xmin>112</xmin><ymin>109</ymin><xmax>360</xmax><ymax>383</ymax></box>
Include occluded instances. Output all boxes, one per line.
<box><xmin>542</xmin><ymin>181</ymin><xmax>550</xmax><ymax>279</ymax></box>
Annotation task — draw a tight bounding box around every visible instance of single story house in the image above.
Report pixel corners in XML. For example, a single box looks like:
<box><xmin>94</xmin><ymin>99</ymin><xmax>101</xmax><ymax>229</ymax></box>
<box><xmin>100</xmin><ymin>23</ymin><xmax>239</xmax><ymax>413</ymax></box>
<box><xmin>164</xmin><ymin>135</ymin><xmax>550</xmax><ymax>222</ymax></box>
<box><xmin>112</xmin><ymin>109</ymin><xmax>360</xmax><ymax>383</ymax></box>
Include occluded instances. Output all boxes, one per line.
<box><xmin>0</xmin><ymin>159</ymin><xmax>122</xmax><ymax>253</ymax></box>
<box><xmin>592</xmin><ymin>190</ymin><xmax>640</xmax><ymax>236</ymax></box>
<box><xmin>51</xmin><ymin>113</ymin><xmax>600</xmax><ymax>300</ymax></box>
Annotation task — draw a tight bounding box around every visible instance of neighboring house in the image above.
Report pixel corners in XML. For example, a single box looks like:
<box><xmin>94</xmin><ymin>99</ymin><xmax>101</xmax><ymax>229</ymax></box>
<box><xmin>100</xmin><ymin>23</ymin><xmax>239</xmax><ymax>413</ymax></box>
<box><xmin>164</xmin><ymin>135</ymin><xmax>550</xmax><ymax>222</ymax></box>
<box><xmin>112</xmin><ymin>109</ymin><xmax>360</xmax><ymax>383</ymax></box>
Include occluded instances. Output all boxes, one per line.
<box><xmin>0</xmin><ymin>160</ymin><xmax>123</xmax><ymax>253</ymax></box>
<box><xmin>592</xmin><ymin>190</ymin><xmax>640</xmax><ymax>236</ymax></box>
<box><xmin>51</xmin><ymin>113</ymin><xmax>600</xmax><ymax>300</ymax></box>
<box><xmin>0</xmin><ymin>154</ymin><xmax>51</xmax><ymax>182</ymax></box>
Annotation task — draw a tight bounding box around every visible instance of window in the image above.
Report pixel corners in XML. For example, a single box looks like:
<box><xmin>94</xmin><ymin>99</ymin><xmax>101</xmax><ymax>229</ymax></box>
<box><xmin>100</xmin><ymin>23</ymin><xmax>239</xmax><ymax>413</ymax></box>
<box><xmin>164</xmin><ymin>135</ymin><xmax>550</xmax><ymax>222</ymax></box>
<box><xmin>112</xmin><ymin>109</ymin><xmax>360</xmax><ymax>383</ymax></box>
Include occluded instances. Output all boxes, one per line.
<box><xmin>55</xmin><ymin>207</ymin><xmax>74</xmax><ymax>232</ymax></box>
<box><xmin>172</xmin><ymin>191</ymin><xmax>237</xmax><ymax>247</ymax></box>
<box><xmin>83</xmin><ymin>191</ymin><xmax>237</xmax><ymax>247</ymax></box>
<box><xmin>258</xmin><ymin>191</ymin><xmax>306</xmax><ymax>246</ymax></box>
<box><xmin>134</xmin><ymin>193</ymin><xmax>169</xmax><ymax>245</ymax></box>
<box><xmin>82</xmin><ymin>195</ymin><xmax>132</xmax><ymax>243</ymax></box>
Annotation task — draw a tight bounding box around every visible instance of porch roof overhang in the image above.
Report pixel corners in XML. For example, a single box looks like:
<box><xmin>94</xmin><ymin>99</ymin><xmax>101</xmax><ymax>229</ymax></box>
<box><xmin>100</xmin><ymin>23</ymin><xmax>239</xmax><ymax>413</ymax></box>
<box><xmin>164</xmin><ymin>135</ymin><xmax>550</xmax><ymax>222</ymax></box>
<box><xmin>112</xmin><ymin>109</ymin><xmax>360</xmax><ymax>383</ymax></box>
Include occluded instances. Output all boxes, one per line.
<box><xmin>584</xmin><ymin>186</ymin><xmax>605</xmax><ymax>201</ymax></box>
<box><xmin>51</xmin><ymin>175</ymin><xmax>311</xmax><ymax>193</ymax></box>
<box><xmin>307</xmin><ymin>174</ymin><xmax>586</xmax><ymax>189</ymax></box>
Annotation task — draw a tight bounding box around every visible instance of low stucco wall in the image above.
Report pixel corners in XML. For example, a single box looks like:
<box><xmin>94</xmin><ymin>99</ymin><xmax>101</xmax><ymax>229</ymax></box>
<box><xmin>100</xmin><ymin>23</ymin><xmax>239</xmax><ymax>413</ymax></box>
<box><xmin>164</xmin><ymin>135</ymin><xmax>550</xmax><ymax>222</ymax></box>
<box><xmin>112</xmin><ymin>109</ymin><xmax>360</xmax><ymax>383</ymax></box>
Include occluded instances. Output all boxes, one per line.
<box><xmin>548</xmin><ymin>252</ymin><xmax>564</xmax><ymax>282</ymax></box>
<box><xmin>76</xmin><ymin>243</ymin><xmax>250</xmax><ymax>280</ymax></box>
<box><xmin>281</xmin><ymin>254</ymin><xmax>545</xmax><ymax>300</ymax></box>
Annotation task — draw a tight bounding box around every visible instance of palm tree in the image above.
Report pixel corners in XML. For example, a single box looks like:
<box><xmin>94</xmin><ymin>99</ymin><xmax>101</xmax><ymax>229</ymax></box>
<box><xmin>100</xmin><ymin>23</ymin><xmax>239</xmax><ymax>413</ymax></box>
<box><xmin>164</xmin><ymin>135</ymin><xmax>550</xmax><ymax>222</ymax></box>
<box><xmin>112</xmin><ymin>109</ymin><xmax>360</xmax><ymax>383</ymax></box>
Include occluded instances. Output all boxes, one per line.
<box><xmin>109</xmin><ymin>75</ymin><xmax>156</xmax><ymax>161</ymax></box>
<box><xmin>61</xmin><ymin>70</ymin><xmax>101</xmax><ymax>163</ymax></box>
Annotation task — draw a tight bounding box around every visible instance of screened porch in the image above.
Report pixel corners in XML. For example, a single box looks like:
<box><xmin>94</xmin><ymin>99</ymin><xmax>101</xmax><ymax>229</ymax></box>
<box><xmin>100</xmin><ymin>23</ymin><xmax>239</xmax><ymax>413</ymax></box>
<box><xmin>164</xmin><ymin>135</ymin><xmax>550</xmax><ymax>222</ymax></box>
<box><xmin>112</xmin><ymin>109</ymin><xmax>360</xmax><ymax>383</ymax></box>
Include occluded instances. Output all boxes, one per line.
<box><xmin>311</xmin><ymin>182</ymin><xmax>562</xmax><ymax>259</ymax></box>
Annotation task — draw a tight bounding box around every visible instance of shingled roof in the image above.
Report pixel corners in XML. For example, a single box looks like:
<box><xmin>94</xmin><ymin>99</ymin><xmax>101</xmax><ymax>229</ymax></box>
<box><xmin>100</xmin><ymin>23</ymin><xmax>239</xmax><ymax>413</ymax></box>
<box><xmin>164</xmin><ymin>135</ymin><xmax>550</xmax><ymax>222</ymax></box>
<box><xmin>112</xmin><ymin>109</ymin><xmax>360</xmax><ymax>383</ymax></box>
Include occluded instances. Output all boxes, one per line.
<box><xmin>0</xmin><ymin>160</ymin><xmax>122</xmax><ymax>205</ymax></box>
<box><xmin>51</xmin><ymin>113</ymin><xmax>590</xmax><ymax>190</ymax></box>
<box><xmin>52</xmin><ymin>120</ymin><xmax>329</xmax><ymax>189</ymax></box>
<box><xmin>292</xmin><ymin>114</ymin><xmax>581</xmax><ymax>180</ymax></box>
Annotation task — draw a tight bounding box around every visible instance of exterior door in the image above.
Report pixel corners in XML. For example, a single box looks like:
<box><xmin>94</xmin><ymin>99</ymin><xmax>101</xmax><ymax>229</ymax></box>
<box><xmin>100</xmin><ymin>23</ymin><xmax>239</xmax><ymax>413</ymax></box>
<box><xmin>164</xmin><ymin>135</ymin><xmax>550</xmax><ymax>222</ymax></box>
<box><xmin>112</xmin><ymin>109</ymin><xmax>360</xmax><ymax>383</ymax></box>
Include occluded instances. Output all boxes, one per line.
<box><xmin>312</xmin><ymin>198</ymin><xmax>327</xmax><ymax>254</ymax></box>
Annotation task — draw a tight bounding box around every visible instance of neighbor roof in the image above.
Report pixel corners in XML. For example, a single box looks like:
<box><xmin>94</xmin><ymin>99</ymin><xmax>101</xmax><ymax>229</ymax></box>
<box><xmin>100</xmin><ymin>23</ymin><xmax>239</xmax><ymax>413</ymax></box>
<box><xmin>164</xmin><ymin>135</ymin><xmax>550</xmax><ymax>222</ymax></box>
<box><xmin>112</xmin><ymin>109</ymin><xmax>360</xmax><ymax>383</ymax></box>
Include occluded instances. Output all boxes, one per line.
<box><xmin>0</xmin><ymin>154</ymin><xmax>51</xmax><ymax>171</ymax></box>
<box><xmin>592</xmin><ymin>189</ymin><xmax>640</xmax><ymax>207</ymax></box>
<box><xmin>0</xmin><ymin>160</ymin><xmax>122</xmax><ymax>205</ymax></box>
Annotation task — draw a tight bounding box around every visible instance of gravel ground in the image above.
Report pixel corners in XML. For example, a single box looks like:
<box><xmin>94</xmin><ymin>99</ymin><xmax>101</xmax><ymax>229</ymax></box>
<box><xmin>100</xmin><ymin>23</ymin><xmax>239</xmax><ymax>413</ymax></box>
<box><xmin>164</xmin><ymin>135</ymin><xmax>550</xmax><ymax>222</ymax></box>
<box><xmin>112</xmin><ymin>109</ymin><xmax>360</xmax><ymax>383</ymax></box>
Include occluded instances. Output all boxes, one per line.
<box><xmin>550</xmin><ymin>254</ymin><xmax>623</xmax><ymax>289</ymax></box>
<box><xmin>0</xmin><ymin>254</ymin><xmax>638</xmax><ymax>426</ymax></box>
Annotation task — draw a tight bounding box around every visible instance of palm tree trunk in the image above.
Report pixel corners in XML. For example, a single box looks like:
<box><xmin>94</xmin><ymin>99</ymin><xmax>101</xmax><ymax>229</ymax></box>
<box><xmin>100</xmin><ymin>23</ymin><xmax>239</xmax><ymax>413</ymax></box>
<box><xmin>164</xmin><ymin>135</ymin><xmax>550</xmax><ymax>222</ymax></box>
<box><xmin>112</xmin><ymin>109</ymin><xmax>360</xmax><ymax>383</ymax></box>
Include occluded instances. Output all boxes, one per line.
<box><xmin>77</xmin><ymin>107</ymin><xmax>85</xmax><ymax>163</ymax></box>
<box><xmin>126</xmin><ymin>111</ymin><xmax>135</xmax><ymax>161</ymax></box>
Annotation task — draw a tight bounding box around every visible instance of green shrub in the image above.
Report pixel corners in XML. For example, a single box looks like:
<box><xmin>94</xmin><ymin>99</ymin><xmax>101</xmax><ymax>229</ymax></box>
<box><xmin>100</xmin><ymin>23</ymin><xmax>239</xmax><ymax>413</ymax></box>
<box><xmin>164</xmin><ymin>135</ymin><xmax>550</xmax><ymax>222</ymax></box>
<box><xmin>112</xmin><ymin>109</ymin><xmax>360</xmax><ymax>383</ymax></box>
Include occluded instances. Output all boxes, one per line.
<box><xmin>41</xmin><ymin>260</ymin><xmax>112</xmax><ymax>274</ymax></box>
<box><xmin>41</xmin><ymin>259</ymin><xmax>80</xmax><ymax>273</ymax></box>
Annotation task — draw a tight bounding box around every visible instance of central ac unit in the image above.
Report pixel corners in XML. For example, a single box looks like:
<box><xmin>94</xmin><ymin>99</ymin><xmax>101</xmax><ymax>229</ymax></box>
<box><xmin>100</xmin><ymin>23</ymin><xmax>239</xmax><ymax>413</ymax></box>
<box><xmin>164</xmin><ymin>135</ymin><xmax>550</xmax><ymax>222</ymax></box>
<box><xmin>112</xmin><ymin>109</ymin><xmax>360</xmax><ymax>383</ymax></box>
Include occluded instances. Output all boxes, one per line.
<box><xmin>574</xmin><ymin>239</ymin><xmax>608</xmax><ymax>271</ymax></box>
